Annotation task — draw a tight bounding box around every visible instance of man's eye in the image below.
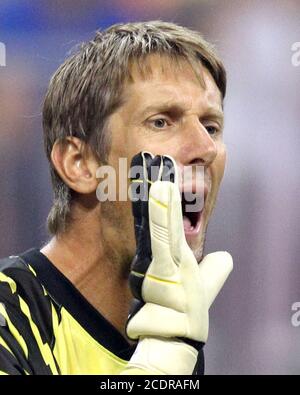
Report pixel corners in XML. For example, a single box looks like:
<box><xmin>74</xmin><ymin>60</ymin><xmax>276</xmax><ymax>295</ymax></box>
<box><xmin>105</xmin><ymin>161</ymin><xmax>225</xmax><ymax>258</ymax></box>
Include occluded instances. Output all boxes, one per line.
<box><xmin>205</xmin><ymin>125</ymin><xmax>219</xmax><ymax>135</ymax></box>
<box><xmin>152</xmin><ymin>118</ymin><xmax>168</xmax><ymax>128</ymax></box>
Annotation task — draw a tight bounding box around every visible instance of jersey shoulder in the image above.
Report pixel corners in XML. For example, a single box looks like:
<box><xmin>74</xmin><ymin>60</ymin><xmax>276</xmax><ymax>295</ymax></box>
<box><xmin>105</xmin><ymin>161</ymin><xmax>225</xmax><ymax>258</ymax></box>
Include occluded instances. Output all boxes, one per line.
<box><xmin>0</xmin><ymin>254</ymin><xmax>61</xmax><ymax>374</ymax></box>
<box><xmin>0</xmin><ymin>253</ymin><xmax>61</xmax><ymax>340</ymax></box>
<box><xmin>0</xmin><ymin>254</ymin><xmax>51</xmax><ymax>308</ymax></box>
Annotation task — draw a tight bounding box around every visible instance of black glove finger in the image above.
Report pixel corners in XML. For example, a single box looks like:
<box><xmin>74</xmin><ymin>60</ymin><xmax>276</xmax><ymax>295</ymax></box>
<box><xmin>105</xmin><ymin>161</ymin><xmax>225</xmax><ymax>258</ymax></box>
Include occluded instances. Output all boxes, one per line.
<box><xmin>146</xmin><ymin>154</ymin><xmax>177</xmax><ymax>184</ymax></box>
<box><xmin>129</xmin><ymin>153</ymin><xmax>179</xmax><ymax>301</ymax></box>
<box><xmin>129</xmin><ymin>151</ymin><xmax>153</xmax><ymax>300</ymax></box>
<box><xmin>146</xmin><ymin>155</ymin><xmax>162</xmax><ymax>183</ymax></box>
<box><xmin>160</xmin><ymin>155</ymin><xmax>177</xmax><ymax>184</ymax></box>
<box><xmin>130</xmin><ymin>151</ymin><xmax>153</xmax><ymax>225</ymax></box>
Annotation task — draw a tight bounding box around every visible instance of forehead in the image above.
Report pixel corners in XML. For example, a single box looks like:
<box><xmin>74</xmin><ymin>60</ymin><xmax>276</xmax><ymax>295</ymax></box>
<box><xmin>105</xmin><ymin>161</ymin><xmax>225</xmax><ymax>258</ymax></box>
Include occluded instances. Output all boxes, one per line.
<box><xmin>122</xmin><ymin>54</ymin><xmax>223</xmax><ymax>114</ymax></box>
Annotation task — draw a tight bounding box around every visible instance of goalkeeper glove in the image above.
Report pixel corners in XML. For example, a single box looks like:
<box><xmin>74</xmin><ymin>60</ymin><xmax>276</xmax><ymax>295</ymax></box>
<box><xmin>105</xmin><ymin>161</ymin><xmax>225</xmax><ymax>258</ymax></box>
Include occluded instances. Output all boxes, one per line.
<box><xmin>125</xmin><ymin>152</ymin><xmax>233</xmax><ymax>375</ymax></box>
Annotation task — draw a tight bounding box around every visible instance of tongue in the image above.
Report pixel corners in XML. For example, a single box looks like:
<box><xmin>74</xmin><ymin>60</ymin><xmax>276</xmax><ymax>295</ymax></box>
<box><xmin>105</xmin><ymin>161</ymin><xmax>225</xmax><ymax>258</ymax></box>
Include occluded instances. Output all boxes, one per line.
<box><xmin>183</xmin><ymin>215</ymin><xmax>193</xmax><ymax>231</ymax></box>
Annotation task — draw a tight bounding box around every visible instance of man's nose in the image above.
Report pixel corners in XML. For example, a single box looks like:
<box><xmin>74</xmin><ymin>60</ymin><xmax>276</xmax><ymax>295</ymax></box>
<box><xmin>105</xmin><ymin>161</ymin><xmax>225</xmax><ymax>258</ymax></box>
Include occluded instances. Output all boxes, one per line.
<box><xmin>177</xmin><ymin>119</ymin><xmax>217</xmax><ymax>167</ymax></box>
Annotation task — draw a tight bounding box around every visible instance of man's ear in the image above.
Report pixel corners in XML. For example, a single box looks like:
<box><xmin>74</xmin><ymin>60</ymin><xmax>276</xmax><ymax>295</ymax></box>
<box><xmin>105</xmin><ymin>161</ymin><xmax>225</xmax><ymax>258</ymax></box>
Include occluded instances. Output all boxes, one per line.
<box><xmin>51</xmin><ymin>137</ymin><xmax>99</xmax><ymax>194</ymax></box>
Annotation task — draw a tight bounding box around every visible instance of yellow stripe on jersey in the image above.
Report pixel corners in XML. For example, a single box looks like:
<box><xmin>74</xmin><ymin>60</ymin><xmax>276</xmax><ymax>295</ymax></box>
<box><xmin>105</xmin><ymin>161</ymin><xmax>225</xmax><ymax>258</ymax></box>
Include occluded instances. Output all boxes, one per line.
<box><xmin>18</xmin><ymin>297</ymin><xmax>59</xmax><ymax>374</ymax></box>
<box><xmin>0</xmin><ymin>272</ymin><xmax>17</xmax><ymax>294</ymax></box>
<box><xmin>0</xmin><ymin>301</ymin><xmax>28</xmax><ymax>358</ymax></box>
<box><xmin>27</xmin><ymin>265</ymin><xmax>48</xmax><ymax>297</ymax></box>
<box><xmin>27</xmin><ymin>264</ymin><xmax>38</xmax><ymax>278</ymax></box>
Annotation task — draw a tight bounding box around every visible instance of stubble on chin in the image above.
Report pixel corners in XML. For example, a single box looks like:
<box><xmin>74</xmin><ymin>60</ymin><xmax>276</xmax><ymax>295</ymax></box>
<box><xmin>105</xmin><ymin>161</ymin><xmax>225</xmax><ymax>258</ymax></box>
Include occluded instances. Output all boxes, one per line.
<box><xmin>100</xmin><ymin>200</ymin><xmax>135</xmax><ymax>279</ymax></box>
<box><xmin>189</xmin><ymin>219</ymin><xmax>210</xmax><ymax>263</ymax></box>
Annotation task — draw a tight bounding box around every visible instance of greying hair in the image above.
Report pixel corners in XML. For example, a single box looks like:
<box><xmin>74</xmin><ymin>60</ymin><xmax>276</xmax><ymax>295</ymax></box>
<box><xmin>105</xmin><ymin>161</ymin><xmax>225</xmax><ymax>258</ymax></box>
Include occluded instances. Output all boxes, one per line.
<box><xmin>43</xmin><ymin>20</ymin><xmax>227</xmax><ymax>235</ymax></box>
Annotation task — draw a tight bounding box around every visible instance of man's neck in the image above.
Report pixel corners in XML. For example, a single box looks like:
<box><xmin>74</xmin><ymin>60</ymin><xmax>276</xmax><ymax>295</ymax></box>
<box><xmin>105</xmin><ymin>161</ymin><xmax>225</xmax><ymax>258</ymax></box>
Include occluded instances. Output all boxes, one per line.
<box><xmin>41</xmin><ymin>232</ymin><xmax>132</xmax><ymax>337</ymax></box>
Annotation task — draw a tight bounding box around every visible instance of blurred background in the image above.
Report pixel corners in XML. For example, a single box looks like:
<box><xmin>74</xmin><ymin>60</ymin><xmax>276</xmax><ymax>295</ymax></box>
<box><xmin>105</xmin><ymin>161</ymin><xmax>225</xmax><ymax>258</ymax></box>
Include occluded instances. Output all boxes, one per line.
<box><xmin>0</xmin><ymin>0</ymin><xmax>299</xmax><ymax>374</ymax></box>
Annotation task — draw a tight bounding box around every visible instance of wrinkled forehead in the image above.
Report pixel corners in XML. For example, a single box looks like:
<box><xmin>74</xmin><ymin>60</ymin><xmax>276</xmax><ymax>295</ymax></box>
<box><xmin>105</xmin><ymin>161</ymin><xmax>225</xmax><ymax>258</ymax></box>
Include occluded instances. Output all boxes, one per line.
<box><xmin>126</xmin><ymin>53</ymin><xmax>207</xmax><ymax>91</ymax></box>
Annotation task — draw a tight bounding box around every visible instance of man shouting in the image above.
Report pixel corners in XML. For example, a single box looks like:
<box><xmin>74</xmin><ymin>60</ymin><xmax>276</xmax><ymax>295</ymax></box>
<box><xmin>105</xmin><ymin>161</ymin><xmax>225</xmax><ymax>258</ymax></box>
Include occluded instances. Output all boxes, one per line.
<box><xmin>0</xmin><ymin>21</ymin><xmax>232</xmax><ymax>375</ymax></box>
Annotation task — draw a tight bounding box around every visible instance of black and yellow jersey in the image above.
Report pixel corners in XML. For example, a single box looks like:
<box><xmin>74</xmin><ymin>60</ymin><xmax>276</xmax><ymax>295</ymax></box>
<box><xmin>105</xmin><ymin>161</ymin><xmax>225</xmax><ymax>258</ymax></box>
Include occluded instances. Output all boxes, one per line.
<box><xmin>0</xmin><ymin>248</ymin><xmax>136</xmax><ymax>375</ymax></box>
<box><xmin>0</xmin><ymin>248</ymin><xmax>204</xmax><ymax>375</ymax></box>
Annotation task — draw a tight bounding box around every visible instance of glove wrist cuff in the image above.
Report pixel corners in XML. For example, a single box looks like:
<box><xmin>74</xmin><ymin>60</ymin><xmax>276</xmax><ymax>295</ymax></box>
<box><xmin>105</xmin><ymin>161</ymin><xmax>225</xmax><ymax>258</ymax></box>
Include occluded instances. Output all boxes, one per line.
<box><xmin>126</xmin><ymin>336</ymin><xmax>198</xmax><ymax>375</ymax></box>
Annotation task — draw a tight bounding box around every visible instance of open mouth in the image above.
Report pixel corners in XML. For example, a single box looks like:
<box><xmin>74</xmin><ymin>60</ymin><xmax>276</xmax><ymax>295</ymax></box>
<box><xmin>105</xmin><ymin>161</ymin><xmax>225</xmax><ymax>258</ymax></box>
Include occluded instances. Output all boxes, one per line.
<box><xmin>181</xmin><ymin>192</ymin><xmax>203</xmax><ymax>235</ymax></box>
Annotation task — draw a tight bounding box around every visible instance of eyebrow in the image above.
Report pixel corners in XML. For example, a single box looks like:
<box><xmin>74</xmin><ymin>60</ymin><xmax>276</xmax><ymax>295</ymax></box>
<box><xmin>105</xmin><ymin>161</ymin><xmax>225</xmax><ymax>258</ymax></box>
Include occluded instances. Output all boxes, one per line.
<box><xmin>140</xmin><ymin>102</ymin><xmax>224</xmax><ymax>128</ymax></box>
<box><xmin>140</xmin><ymin>102</ymin><xmax>186</xmax><ymax>117</ymax></box>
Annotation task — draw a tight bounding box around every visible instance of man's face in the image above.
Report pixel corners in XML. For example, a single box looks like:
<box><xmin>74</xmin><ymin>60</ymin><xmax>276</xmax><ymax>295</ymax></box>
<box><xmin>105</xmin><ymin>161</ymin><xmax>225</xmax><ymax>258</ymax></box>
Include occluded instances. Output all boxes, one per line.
<box><xmin>102</xmin><ymin>55</ymin><xmax>226</xmax><ymax>265</ymax></box>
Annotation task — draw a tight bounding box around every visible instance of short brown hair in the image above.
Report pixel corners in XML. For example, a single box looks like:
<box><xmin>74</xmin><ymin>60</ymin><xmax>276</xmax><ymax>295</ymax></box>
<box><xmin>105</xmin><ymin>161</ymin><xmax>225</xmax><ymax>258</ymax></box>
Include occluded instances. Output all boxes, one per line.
<box><xmin>43</xmin><ymin>20</ymin><xmax>227</xmax><ymax>235</ymax></box>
